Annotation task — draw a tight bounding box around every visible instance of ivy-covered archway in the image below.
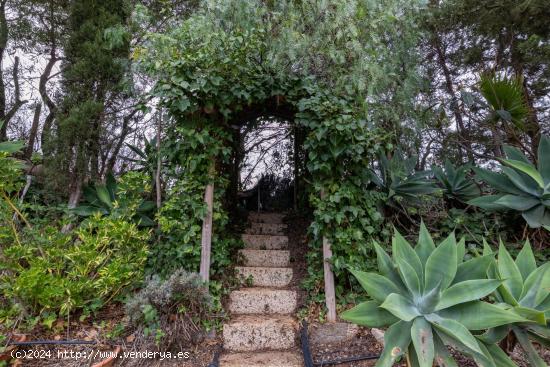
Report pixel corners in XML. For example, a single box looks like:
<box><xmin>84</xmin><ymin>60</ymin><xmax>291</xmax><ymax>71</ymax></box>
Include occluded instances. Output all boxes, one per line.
<box><xmin>138</xmin><ymin>0</ymin><xmax>423</xmax><ymax>315</ymax></box>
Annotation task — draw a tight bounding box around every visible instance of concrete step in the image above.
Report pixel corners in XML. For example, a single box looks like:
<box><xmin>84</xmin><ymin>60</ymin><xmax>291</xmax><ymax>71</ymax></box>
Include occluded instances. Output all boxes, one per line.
<box><xmin>245</xmin><ymin>222</ymin><xmax>286</xmax><ymax>235</ymax></box>
<box><xmin>220</xmin><ymin>350</ymin><xmax>303</xmax><ymax>366</ymax></box>
<box><xmin>242</xmin><ymin>234</ymin><xmax>288</xmax><ymax>249</ymax></box>
<box><xmin>229</xmin><ymin>288</ymin><xmax>297</xmax><ymax>315</ymax></box>
<box><xmin>236</xmin><ymin>266</ymin><xmax>293</xmax><ymax>287</ymax></box>
<box><xmin>223</xmin><ymin>315</ymin><xmax>297</xmax><ymax>352</ymax></box>
<box><xmin>239</xmin><ymin>249</ymin><xmax>290</xmax><ymax>267</ymax></box>
<box><xmin>248</xmin><ymin>212</ymin><xmax>285</xmax><ymax>224</ymax></box>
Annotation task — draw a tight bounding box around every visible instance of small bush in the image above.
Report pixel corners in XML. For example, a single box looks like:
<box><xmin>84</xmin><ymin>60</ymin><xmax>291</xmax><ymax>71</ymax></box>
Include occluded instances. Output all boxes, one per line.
<box><xmin>125</xmin><ymin>269</ymin><xmax>216</xmax><ymax>349</ymax></box>
<box><xmin>1</xmin><ymin>215</ymin><xmax>150</xmax><ymax>317</ymax></box>
<box><xmin>0</xmin><ymin>171</ymin><xmax>152</xmax><ymax>323</ymax></box>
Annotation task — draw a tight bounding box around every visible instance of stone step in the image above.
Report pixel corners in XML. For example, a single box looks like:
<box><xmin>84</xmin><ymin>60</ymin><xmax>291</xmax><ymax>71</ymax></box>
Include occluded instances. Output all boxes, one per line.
<box><xmin>239</xmin><ymin>249</ymin><xmax>290</xmax><ymax>267</ymax></box>
<box><xmin>229</xmin><ymin>288</ymin><xmax>297</xmax><ymax>315</ymax></box>
<box><xmin>248</xmin><ymin>212</ymin><xmax>286</xmax><ymax>224</ymax></box>
<box><xmin>242</xmin><ymin>234</ymin><xmax>288</xmax><ymax>249</ymax></box>
<box><xmin>220</xmin><ymin>350</ymin><xmax>303</xmax><ymax>367</ymax></box>
<box><xmin>223</xmin><ymin>315</ymin><xmax>297</xmax><ymax>352</ymax></box>
<box><xmin>245</xmin><ymin>222</ymin><xmax>286</xmax><ymax>236</ymax></box>
<box><xmin>236</xmin><ymin>267</ymin><xmax>293</xmax><ymax>287</ymax></box>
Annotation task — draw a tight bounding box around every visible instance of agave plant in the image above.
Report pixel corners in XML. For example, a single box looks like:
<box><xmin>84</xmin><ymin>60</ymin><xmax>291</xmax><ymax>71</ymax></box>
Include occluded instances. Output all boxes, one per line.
<box><xmin>369</xmin><ymin>151</ymin><xmax>439</xmax><ymax>204</ymax></box>
<box><xmin>124</xmin><ymin>136</ymin><xmax>160</xmax><ymax>174</ymax></box>
<box><xmin>432</xmin><ymin>160</ymin><xmax>480</xmax><ymax>203</ymax></box>
<box><xmin>341</xmin><ymin>223</ymin><xmax>528</xmax><ymax>367</ymax></box>
<box><xmin>468</xmin><ymin>135</ymin><xmax>550</xmax><ymax>229</ymax></box>
<box><xmin>73</xmin><ymin>173</ymin><xmax>155</xmax><ymax>226</ymax></box>
<box><xmin>479</xmin><ymin>240</ymin><xmax>550</xmax><ymax>366</ymax></box>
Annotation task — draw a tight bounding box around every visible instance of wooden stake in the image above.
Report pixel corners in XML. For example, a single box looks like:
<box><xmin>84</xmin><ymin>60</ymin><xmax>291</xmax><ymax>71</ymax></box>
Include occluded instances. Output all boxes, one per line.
<box><xmin>199</xmin><ymin>163</ymin><xmax>215</xmax><ymax>282</ymax></box>
<box><xmin>321</xmin><ymin>189</ymin><xmax>337</xmax><ymax>322</ymax></box>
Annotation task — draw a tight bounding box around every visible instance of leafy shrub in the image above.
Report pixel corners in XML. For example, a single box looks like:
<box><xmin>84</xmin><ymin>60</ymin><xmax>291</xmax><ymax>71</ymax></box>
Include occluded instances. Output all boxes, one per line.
<box><xmin>341</xmin><ymin>224</ymin><xmax>526</xmax><ymax>366</ymax></box>
<box><xmin>469</xmin><ymin>135</ymin><xmax>550</xmax><ymax>229</ymax></box>
<box><xmin>1</xmin><ymin>171</ymin><xmax>152</xmax><ymax>320</ymax></box>
<box><xmin>125</xmin><ymin>269</ymin><xmax>216</xmax><ymax>347</ymax></box>
<box><xmin>481</xmin><ymin>240</ymin><xmax>550</xmax><ymax>366</ymax></box>
<box><xmin>1</xmin><ymin>214</ymin><xmax>150</xmax><ymax>316</ymax></box>
<box><xmin>436</xmin><ymin>208</ymin><xmax>512</xmax><ymax>247</ymax></box>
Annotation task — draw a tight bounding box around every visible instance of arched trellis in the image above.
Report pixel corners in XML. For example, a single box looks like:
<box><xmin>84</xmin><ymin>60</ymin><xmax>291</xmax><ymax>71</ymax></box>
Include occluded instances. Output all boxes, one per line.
<box><xmin>195</xmin><ymin>96</ymin><xmax>338</xmax><ymax>321</ymax></box>
<box><xmin>140</xmin><ymin>0</ymin><xmax>416</xmax><ymax>322</ymax></box>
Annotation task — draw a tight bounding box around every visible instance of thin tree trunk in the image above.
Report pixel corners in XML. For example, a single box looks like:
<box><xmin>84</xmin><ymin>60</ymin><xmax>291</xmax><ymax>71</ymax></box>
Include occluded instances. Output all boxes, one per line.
<box><xmin>105</xmin><ymin>109</ymin><xmax>137</xmax><ymax>174</ymax></box>
<box><xmin>0</xmin><ymin>0</ymin><xmax>8</xmax><ymax>141</ymax></box>
<box><xmin>0</xmin><ymin>54</ymin><xmax>27</xmax><ymax>140</ymax></box>
<box><xmin>432</xmin><ymin>33</ymin><xmax>472</xmax><ymax>162</ymax></box>
<box><xmin>25</xmin><ymin>104</ymin><xmax>42</xmax><ymax>159</ymax></box>
<box><xmin>39</xmin><ymin>28</ymin><xmax>58</xmax><ymax>152</ymax></box>
<box><xmin>510</xmin><ymin>33</ymin><xmax>540</xmax><ymax>158</ymax></box>
<box><xmin>155</xmin><ymin>111</ymin><xmax>162</xmax><ymax>209</ymax></box>
<box><xmin>293</xmin><ymin>126</ymin><xmax>298</xmax><ymax>210</ymax></box>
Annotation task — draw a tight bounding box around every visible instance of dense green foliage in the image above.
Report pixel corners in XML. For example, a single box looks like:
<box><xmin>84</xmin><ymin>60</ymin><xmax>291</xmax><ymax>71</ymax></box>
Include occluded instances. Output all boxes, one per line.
<box><xmin>1</xmin><ymin>0</ymin><xmax>550</xmax><ymax>360</ymax></box>
<box><xmin>73</xmin><ymin>172</ymin><xmax>156</xmax><ymax>226</ymax></box>
<box><xmin>137</xmin><ymin>0</ymin><xmax>425</xmax><ymax>306</ymax></box>
<box><xmin>148</xmin><ymin>125</ymin><xmax>238</xmax><ymax>278</ymax></box>
<box><xmin>1</xmin><ymin>169</ymin><xmax>150</xmax><ymax>321</ymax></box>
<box><xmin>46</xmin><ymin>0</ymin><xmax>131</xmax><ymax>195</ymax></box>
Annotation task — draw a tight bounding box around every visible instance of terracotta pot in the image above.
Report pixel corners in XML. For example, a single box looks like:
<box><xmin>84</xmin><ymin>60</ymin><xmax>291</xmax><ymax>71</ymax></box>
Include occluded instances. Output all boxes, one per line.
<box><xmin>91</xmin><ymin>345</ymin><xmax>121</xmax><ymax>367</ymax></box>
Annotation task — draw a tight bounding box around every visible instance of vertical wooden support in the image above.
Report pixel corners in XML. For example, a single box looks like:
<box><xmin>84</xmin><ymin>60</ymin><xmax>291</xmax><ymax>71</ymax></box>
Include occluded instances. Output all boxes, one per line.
<box><xmin>321</xmin><ymin>189</ymin><xmax>337</xmax><ymax>322</ymax></box>
<box><xmin>199</xmin><ymin>163</ymin><xmax>215</xmax><ymax>282</ymax></box>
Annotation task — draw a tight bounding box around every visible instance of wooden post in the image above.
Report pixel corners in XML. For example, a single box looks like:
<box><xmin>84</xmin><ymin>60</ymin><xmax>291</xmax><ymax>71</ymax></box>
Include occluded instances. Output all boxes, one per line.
<box><xmin>321</xmin><ymin>189</ymin><xmax>337</xmax><ymax>322</ymax></box>
<box><xmin>199</xmin><ymin>163</ymin><xmax>215</xmax><ymax>282</ymax></box>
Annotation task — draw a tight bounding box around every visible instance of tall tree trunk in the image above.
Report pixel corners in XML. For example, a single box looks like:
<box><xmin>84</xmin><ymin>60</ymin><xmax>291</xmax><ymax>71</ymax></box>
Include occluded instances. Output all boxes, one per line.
<box><xmin>0</xmin><ymin>0</ymin><xmax>8</xmax><ymax>141</ymax></box>
<box><xmin>431</xmin><ymin>33</ymin><xmax>472</xmax><ymax>162</ymax></box>
<box><xmin>39</xmin><ymin>0</ymin><xmax>59</xmax><ymax>153</ymax></box>
<box><xmin>105</xmin><ymin>108</ymin><xmax>138</xmax><ymax>174</ymax></box>
<box><xmin>155</xmin><ymin>110</ymin><xmax>162</xmax><ymax>209</ymax></box>
<box><xmin>510</xmin><ymin>34</ymin><xmax>540</xmax><ymax>158</ymax></box>
<box><xmin>24</xmin><ymin>103</ymin><xmax>42</xmax><ymax>159</ymax></box>
<box><xmin>39</xmin><ymin>48</ymin><xmax>58</xmax><ymax>153</ymax></box>
<box><xmin>0</xmin><ymin>0</ymin><xmax>27</xmax><ymax>139</ymax></box>
<box><xmin>0</xmin><ymin>55</ymin><xmax>26</xmax><ymax>140</ymax></box>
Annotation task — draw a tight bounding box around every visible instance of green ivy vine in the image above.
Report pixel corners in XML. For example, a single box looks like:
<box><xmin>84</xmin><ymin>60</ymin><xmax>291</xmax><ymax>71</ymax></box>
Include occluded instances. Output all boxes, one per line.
<box><xmin>137</xmin><ymin>0</ymin><xmax>424</xmax><ymax>313</ymax></box>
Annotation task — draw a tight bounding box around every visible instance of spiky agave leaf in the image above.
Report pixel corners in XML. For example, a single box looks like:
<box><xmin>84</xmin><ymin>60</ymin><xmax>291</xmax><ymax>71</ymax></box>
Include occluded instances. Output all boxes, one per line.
<box><xmin>72</xmin><ymin>174</ymin><xmax>156</xmax><ymax>227</ymax></box>
<box><xmin>369</xmin><ymin>150</ymin><xmax>439</xmax><ymax>204</ymax></box>
<box><xmin>341</xmin><ymin>227</ymin><xmax>528</xmax><ymax>367</ymax></box>
<box><xmin>485</xmin><ymin>240</ymin><xmax>550</xmax><ymax>366</ymax></box>
<box><xmin>432</xmin><ymin>160</ymin><xmax>480</xmax><ymax>202</ymax></box>
<box><xmin>469</xmin><ymin>135</ymin><xmax>550</xmax><ymax>228</ymax></box>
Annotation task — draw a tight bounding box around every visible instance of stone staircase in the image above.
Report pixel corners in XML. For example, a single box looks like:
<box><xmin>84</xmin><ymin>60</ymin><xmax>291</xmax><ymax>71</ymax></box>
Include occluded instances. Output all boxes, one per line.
<box><xmin>220</xmin><ymin>212</ymin><xmax>303</xmax><ymax>367</ymax></box>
